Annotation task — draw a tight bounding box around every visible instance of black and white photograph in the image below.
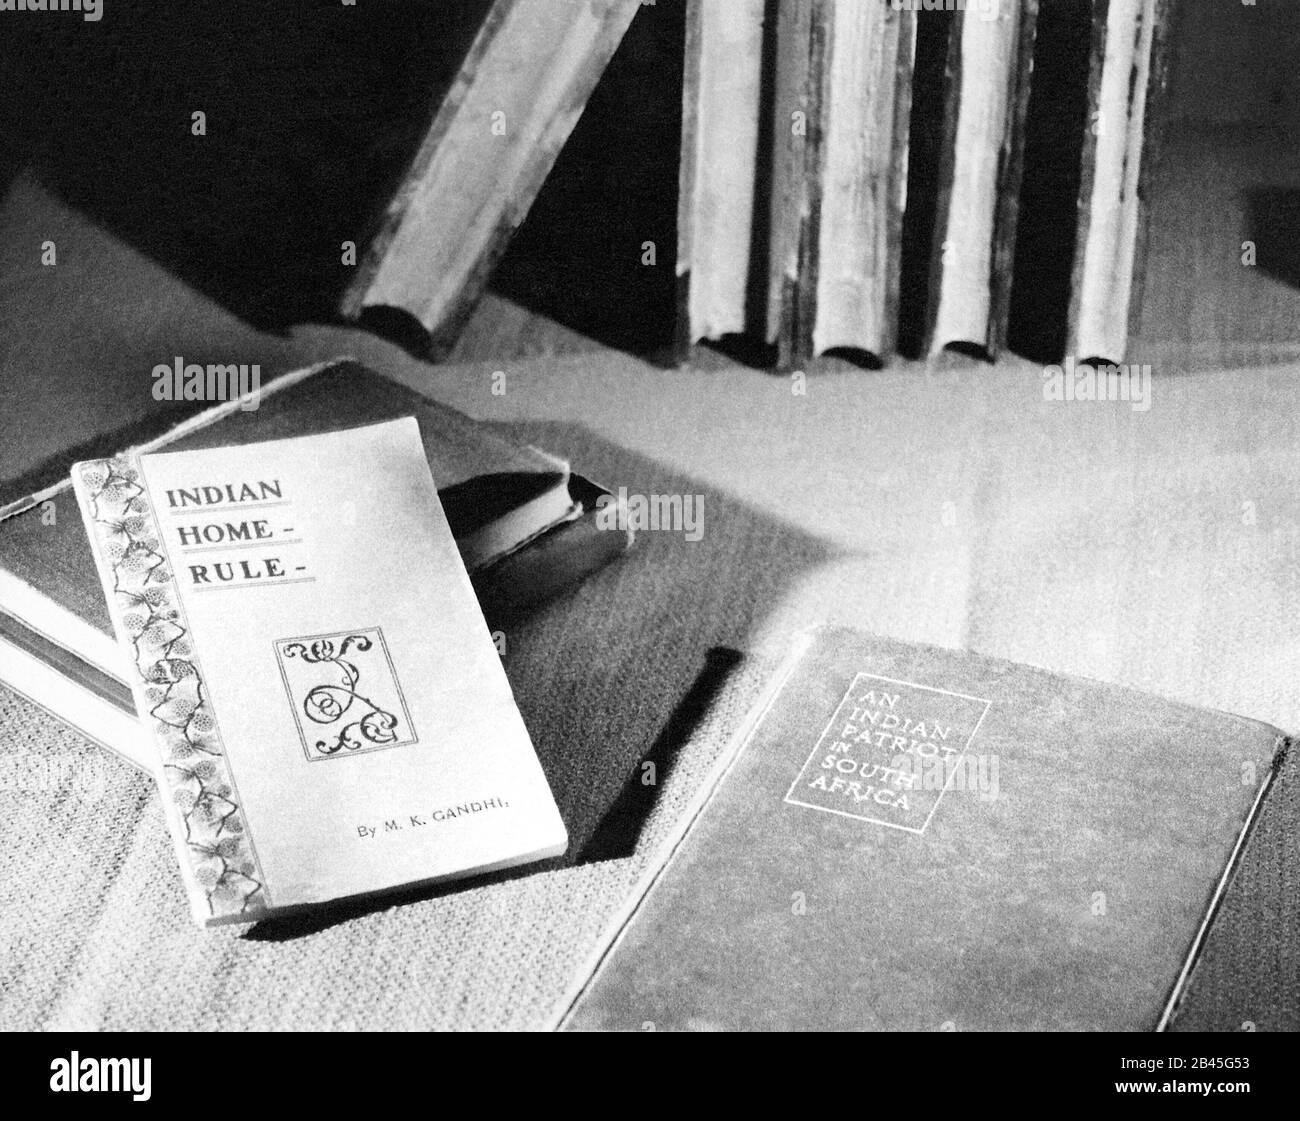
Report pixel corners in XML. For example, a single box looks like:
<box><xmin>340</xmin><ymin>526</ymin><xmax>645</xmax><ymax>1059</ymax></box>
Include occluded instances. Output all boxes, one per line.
<box><xmin>0</xmin><ymin>0</ymin><xmax>1296</xmax><ymax>1074</ymax></box>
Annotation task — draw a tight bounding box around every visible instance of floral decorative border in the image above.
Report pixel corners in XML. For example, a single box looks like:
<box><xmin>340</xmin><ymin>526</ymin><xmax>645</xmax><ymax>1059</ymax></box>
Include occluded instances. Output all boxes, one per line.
<box><xmin>77</xmin><ymin>456</ymin><xmax>269</xmax><ymax>920</ymax></box>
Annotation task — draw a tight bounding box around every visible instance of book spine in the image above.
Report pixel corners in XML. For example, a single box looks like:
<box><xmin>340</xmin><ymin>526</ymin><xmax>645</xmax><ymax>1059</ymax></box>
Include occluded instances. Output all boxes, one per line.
<box><xmin>473</xmin><ymin>477</ymin><xmax>631</xmax><ymax>625</ymax></box>
<box><xmin>923</xmin><ymin>10</ymin><xmax>965</xmax><ymax>358</ymax></box>
<box><xmin>1122</xmin><ymin>0</ymin><xmax>1179</xmax><ymax>349</ymax></box>
<box><xmin>1065</xmin><ymin>0</ymin><xmax>1109</xmax><ymax>359</ymax></box>
<box><xmin>883</xmin><ymin>8</ymin><xmax>919</xmax><ymax>362</ymax></box>
<box><xmin>988</xmin><ymin>0</ymin><xmax>1040</xmax><ymax>356</ymax></box>
<box><xmin>765</xmin><ymin>0</ymin><xmax>815</xmax><ymax>350</ymax></box>
<box><xmin>923</xmin><ymin>1</ymin><xmax>1038</xmax><ymax>360</ymax></box>
<box><xmin>1066</xmin><ymin>0</ymin><xmax>1167</xmax><ymax>364</ymax></box>
<box><xmin>673</xmin><ymin>0</ymin><xmax>705</xmax><ymax>365</ymax></box>
<box><xmin>72</xmin><ymin>456</ymin><xmax>272</xmax><ymax>926</ymax></box>
<box><xmin>1156</xmin><ymin>734</ymin><xmax>1294</xmax><ymax>1031</ymax></box>
<box><xmin>340</xmin><ymin>0</ymin><xmax>642</xmax><ymax>357</ymax></box>
<box><xmin>808</xmin><ymin>1</ymin><xmax>915</xmax><ymax>363</ymax></box>
<box><xmin>339</xmin><ymin>0</ymin><xmax>515</xmax><ymax>331</ymax></box>
<box><xmin>776</xmin><ymin>0</ymin><xmax>829</xmax><ymax>370</ymax></box>
<box><xmin>675</xmin><ymin>0</ymin><xmax>770</xmax><ymax>354</ymax></box>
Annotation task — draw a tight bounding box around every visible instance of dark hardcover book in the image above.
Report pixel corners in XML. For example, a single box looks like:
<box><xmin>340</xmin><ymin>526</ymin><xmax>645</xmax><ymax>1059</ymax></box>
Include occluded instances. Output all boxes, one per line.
<box><xmin>476</xmin><ymin>474</ymin><xmax>632</xmax><ymax>627</ymax></box>
<box><xmin>553</xmin><ymin>628</ymin><xmax>1289</xmax><ymax>1031</ymax></box>
<box><xmin>0</xmin><ymin>359</ymin><xmax>630</xmax><ymax>769</ymax></box>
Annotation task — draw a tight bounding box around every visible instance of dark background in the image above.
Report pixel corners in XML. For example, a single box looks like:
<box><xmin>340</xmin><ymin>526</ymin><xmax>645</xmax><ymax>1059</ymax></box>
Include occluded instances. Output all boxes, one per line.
<box><xmin>2</xmin><ymin>0</ymin><xmax>1294</xmax><ymax>369</ymax></box>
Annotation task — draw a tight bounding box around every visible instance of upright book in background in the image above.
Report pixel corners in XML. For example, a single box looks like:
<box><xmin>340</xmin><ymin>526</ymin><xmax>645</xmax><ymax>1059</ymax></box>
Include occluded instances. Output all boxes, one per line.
<box><xmin>553</xmin><ymin>628</ymin><xmax>1288</xmax><ymax>1031</ymax></box>
<box><xmin>675</xmin><ymin>0</ymin><xmax>916</xmax><ymax>367</ymax></box>
<box><xmin>798</xmin><ymin>0</ymin><xmax>914</xmax><ymax>366</ymax></box>
<box><xmin>674</xmin><ymin>0</ymin><xmax>768</xmax><ymax>351</ymax></box>
<box><xmin>763</xmin><ymin>0</ymin><xmax>816</xmax><ymax>361</ymax></box>
<box><xmin>71</xmin><ymin>419</ymin><xmax>567</xmax><ymax>926</ymax></box>
<box><xmin>1067</xmin><ymin>0</ymin><xmax>1176</xmax><ymax>364</ymax></box>
<box><xmin>342</xmin><ymin>0</ymin><xmax>642</xmax><ymax>356</ymax></box>
<box><xmin>924</xmin><ymin>0</ymin><xmax>1039</xmax><ymax>359</ymax></box>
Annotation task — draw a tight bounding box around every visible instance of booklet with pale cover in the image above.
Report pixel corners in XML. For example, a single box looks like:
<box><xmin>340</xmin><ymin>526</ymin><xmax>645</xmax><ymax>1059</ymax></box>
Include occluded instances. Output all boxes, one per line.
<box><xmin>71</xmin><ymin>418</ymin><xmax>567</xmax><ymax>927</ymax></box>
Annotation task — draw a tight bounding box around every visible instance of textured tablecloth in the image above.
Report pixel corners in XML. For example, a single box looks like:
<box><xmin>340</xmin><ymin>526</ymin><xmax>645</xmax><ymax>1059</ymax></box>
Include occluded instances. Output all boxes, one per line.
<box><xmin>2</xmin><ymin>349</ymin><xmax>1298</xmax><ymax>1030</ymax></box>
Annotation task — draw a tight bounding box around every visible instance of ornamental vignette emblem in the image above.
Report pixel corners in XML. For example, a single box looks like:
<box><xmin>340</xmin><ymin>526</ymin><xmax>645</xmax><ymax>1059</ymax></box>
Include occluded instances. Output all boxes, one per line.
<box><xmin>274</xmin><ymin>628</ymin><xmax>417</xmax><ymax>761</ymax></box>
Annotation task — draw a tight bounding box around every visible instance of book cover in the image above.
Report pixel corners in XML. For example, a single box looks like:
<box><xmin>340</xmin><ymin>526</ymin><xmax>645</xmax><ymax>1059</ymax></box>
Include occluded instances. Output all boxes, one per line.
<box><xmin>674</xmin><ymin>0</ymin><xmax>769</xmax><ymax>352</ymax></box>
<box><xmin>70</xmin><ymin>418</ymin><xmax>567</xmax><ymax>926</ymax></box>
<box><xmin>553</xmin><ymin>628</ymin><xmax>1288</xmax><ymax>1031</ymax></box>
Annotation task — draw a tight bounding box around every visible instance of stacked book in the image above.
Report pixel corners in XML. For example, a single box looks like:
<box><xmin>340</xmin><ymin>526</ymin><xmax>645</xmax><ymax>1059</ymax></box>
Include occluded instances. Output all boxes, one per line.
<box><xmin>0</xmin><ymin>360</ymin><xmax>632</xmax><ymax>777</ymax></box>
<box><xmin>675</xmin><ymin>0</ymin><xmax>1175</xmax><ymax>367</ymax></box>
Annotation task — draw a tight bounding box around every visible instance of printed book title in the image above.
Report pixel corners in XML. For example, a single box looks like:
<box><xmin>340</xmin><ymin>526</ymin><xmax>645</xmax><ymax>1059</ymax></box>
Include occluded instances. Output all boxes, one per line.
<box><xmin>785</xmin><ymin>674</ymin><xmax>993</xmax><ymax>833</ymax></box>
<box><xmin>161</xmin><ymin>478</ymin><xmax>312</xmax><ymax>591</ymax></box>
